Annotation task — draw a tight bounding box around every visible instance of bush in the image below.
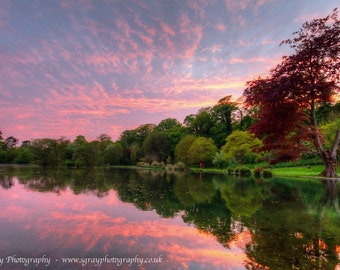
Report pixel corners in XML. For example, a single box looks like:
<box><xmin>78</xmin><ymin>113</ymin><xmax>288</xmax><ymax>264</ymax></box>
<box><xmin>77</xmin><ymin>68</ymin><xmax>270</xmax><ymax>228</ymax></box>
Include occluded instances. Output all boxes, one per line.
<box><xmin>239</xmin><ymin>167</ymin><xmax>252</xmax><ymax>177</ymax></box>
<box><xmin>254</xmin><ymin>167</ymin><xmax>263</xmax><ymax>178</ymax></box>
<box><xmin>174</xmin><ymin>162</ymin><xmax>187</xmax><ymax>171</ymax></box>
<box><xmin>227</xmin><ymin>168</ymin><xmax>234</xmax><ymax>175</ymax></box>
<box><xmin>262</xmin><ymin>169</ymin><xmax>273</xmax><ymax>178</ymax></box>
<box><xmin>230</xmin><ymin>167</ymin><xmax>252</xmax><ymax>177</ymax></box>
<box><xmin>137</xmin><ymin>161</ymin><xmax>150</xmax><ymax>167</ymax></box>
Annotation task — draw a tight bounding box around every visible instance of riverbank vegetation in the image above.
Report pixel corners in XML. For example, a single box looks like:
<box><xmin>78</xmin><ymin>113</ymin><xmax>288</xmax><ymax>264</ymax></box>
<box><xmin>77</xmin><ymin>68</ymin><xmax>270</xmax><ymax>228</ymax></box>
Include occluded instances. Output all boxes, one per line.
<box><xmin>1</xmin><ymin>9</ymin><xmax>339</xmax><ymax>177</ymax></box>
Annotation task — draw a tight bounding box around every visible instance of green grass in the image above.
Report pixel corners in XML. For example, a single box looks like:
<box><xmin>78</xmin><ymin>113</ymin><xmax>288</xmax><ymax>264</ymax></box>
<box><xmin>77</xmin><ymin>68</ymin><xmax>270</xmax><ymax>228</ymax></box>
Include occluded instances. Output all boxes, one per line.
<box><xmin>191</xmin><ymin>164</ymin><xmax>337</xmax><ymax>178</ymax></box>
<box><xmin>271</xmin><ymin>165</ymin><xmax>326</xmax><ymax>177</ymax></box>
<box><xmin>113</xmin><ymin>163</ymin><xmax>339</xmax><ymax>179</ymax></box>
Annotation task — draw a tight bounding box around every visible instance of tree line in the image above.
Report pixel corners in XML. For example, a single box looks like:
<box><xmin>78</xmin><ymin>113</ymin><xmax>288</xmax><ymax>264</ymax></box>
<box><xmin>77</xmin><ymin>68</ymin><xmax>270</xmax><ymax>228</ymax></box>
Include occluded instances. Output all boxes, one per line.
<box><xmin>1</xmin><ymin>9</ymin><xmax>339</xmax><ymax>175</ymax></box>
<box><xmin>0</xmin><ymin>96</ymin><xmax>259</xmax><ymax>168</ymax></box>
<box><xmin>0</xmin><ymin>98</ymin><xmax>338</xmax><ymax>169</ymax></box>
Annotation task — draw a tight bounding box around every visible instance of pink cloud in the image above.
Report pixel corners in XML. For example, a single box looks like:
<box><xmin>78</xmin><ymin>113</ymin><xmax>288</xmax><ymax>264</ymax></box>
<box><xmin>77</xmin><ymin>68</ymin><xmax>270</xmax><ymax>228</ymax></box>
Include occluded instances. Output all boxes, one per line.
<box><xmin>187</xmin><ymin>0</ymin><xmax>207</xmax><ymax>20</ymax></box>
<box><xmin>160</xmin><ymin>21</ymin><xmax>176</xmax><ymax>36</ymax></box>
<box><xmin>215</xmin><ymin>23</ymin><xmax>227</xmax><ymax>32</ymax></box>
<box><xmin>224</xmin><ymin>0</ymin><xmax>251</xmax><ymax>12</ymax></box>
<box><xmin>229</xmin><ymin>57</ymin><xmax>244</xmax><ymax>64</ymax></box>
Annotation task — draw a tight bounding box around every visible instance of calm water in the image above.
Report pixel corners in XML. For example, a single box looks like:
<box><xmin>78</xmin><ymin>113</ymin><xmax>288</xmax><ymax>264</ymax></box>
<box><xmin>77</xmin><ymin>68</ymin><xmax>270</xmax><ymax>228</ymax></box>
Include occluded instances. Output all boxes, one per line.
<box><xmin>0</xmin><ymin>166</ymin><xmax>339</xmax><ymax>270</ymax></box>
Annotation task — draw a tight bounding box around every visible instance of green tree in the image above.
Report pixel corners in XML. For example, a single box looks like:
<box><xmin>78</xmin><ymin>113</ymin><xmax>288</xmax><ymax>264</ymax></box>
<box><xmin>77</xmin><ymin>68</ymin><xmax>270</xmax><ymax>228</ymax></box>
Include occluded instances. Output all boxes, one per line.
<box><xmin>154</xmin><ymin>118</ymin><xmax>182</xmax><ymax>132</ymax></box>
<box><xmin>73</xmin><ymin>140</ymin><xmax>99</xmax><ymax>168</ymax></box>
<box><xmin>31</xmin><ymin>138</ymin><xmax>70</xmax><ymax>167</ymax></box>
<box><xmin>321</xmin><ymin>115</ymin><xmax>340</xmax><ymax>162</ymax></box>
<box><xmin>118</xmin><ymin>124</ymin><xmax>155</xmax><ymax>164</ymax></box>
<box><xmin>221</xmin><ymin>130</ymin><xmax>262</xmax><ymax>164</ymax></box>
<box><xmin>155</xmin><ymin>118</ymin><xmax>187</xmax><ymax>160</ymax></box>
<box><xmin>96</xmin><ymin>133</ymin><xmax>112</xmax><ymax>165</ymax></box>
<box><xmin>188</xmin><ymin>137</ymin><xmax>218</xmax><ymax>166</ymax></box>
<box><xmin>174</xmin><ymin>135</ymin><xmax>196</xmax><ymax>164</ymax></box>
<box><xmin>142</xmin><ymin>131</ymin><xmax>168</xmax><ymax>162</ymax></box>
<box><xmin>184</xmin><ymin>108</ymin><xmax>214</xmax><ymax>138</ymax></box>
<box><xmin>15</xmin><ymin>144</ymin><xmax>35</xmax><ymax>164</ymax></box>
<box><xmin>104</xmin><ymin>142</ymin><xmax>123</xmax><ymax>165</ymax></box>
<box><xmin>211</xmin><ymin>96</ymin><xmax>238</xmax><ymax>147</ymax></box>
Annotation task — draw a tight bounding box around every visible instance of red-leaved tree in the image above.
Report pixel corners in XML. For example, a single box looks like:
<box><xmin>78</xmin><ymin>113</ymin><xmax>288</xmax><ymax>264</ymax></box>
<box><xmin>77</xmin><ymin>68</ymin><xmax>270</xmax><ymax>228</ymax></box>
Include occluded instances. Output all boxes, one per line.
<box><xmin>243</xmin><ymin>9</ymin><xmax>340</xmax><ymax>177</ymax></box>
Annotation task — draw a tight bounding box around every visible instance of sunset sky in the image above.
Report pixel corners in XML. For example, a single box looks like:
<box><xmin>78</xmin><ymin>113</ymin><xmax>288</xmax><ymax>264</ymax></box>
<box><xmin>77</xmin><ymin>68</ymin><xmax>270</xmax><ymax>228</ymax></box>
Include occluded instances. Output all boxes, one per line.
<box><xmin>0</xmin><ymin>0</ymin><xmax>338</xmax><ymax>143</ymax></box>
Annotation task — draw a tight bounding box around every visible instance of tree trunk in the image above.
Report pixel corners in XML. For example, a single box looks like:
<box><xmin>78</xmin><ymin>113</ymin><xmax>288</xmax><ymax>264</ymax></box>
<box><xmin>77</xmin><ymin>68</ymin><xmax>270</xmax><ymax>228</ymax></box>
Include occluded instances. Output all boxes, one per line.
<box><xmin>319</xmin><ymin>150</ymin><xmax>338</xmax><ymax>178</ymax></box>
<box><xmin>311</xmin><ymin>102</ymin><xmax>340</xmax><ymax>178</ymax></box>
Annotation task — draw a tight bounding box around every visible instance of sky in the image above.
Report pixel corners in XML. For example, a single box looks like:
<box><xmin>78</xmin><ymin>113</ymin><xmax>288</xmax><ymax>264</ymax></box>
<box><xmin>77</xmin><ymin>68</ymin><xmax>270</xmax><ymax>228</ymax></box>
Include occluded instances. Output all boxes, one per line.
<box><xmin>0</xmin><ymin>0</ymin><xmax>338</xmax><ymax>143</ymax></box>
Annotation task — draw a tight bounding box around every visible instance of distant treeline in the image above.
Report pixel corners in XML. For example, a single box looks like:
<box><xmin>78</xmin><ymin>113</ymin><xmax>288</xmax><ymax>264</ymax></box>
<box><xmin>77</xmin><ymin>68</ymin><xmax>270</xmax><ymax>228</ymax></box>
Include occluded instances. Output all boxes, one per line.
<box><xmin>1</xmin><ymin>97</ymin><xmax>339</xmax><ymax>168</ymax></box>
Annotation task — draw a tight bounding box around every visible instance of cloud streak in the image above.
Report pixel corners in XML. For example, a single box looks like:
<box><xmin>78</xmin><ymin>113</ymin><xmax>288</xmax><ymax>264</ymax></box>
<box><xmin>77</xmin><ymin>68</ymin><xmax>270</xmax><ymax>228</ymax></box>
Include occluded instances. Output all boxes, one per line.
<box><xmin>0</xmin><ymin>0</ymin><xmax>338</xmax><ymax>141</ymax></box>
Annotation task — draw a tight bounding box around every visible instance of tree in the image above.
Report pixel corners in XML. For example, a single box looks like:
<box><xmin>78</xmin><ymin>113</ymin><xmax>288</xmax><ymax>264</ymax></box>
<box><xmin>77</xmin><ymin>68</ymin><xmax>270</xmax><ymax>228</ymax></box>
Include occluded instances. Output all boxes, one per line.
<box><xmin>154</xmin><ymin>118</ymin><xmax>182</xmax><ymax>132</ymax></box>
<box><xmin>142</xmin><ymin>131</ymin><xmax>169</xmax><ymax>162</ymax></box>
<box><xmin>174</xmin><ymin>135</ymin><xmax>196</xmax><ymax>164</ymax></box>
<box><xmin>73</xmin><ymin>140</ymin><xmax>99</xmax><ymax>168</ymax></box>
<box><xmin>4</xmin><ymin>136</ymin><xmax>18</xmax><ymax>150</ymax></box>
<box><xmin>104</xmin><ymin>142</ymin><xmax>123</xmax><ymax>165</ymax></box>
<box><xmin>188</xmin><ymin>137</ymin><xmax>218</xmax><ymax>166</ymax></box>
<box><xmin>243</xmin><ymin>9</ymin><xmax>340</xmax><ymax>177</ymax></box>
<box><xmin>221</xmin><ymin>130</ymin><xmax>263</xmax><ymax>164</ymax></box>
<box><xmin>31</xmin><ymin>138</ymin><xmax>70</xmax><ymax>167</ymax></box>
<box><xmin>118</xmin><ymin>124</ymin><xmax>155</xmax><ymax>164</ymax></box>
<box><xmin>213</xmin><ymin>96</ymin><xmax>238</xmax><ymax>133</ymax></box>
<box><xmin>184</xmin><ymin>108</ymin><xmax>215</xmax><ymax>138</ymax></box>
<box><xmin>154</xmin><ymin>118</ymin><xmax>187</xmax><ymax>161</ymax></box>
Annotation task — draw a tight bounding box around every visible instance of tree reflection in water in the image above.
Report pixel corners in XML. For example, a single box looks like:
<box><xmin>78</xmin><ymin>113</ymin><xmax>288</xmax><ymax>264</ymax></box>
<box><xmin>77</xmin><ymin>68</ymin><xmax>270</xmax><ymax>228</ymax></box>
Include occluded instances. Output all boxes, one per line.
<box><xmin>0</xmin><ymin>167</ymin><xmax>339</xmax><ymax>269</ymax></box>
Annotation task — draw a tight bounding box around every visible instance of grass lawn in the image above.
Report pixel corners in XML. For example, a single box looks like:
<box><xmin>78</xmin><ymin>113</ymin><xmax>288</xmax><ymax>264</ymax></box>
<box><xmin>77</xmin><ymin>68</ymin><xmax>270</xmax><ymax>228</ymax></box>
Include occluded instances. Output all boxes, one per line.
<box><xmin>192</xmin><ymin>164</ymin><xmax>340</xmax><ymax>178</ymax></box>
<box><xmin>271</xmin><ymin>165</ymin><xmax>327</xmax><ymax>177</ymax></box>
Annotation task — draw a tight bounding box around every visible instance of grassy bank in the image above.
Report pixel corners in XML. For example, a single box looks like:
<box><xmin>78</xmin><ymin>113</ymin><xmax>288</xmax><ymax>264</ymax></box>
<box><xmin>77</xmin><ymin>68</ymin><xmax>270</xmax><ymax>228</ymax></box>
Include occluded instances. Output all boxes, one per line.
<box><xmin>191</xmin><ymin>164</ymin><xmax>340</xmax><ymax>178</ymax></box>
<box><xmin>271</xmin><ymin>165</ymin><xmax>326</xmax><ymax>177</ymax></box>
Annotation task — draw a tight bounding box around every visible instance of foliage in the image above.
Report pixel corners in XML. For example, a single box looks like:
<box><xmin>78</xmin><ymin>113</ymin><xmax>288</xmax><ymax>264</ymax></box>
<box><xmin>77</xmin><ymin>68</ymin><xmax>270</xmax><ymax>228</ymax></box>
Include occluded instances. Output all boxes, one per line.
<box><xmin>243</xmin><ymin>9</ymin><xmax>340</xmax><ymax>177</ymax></box>
<box><xmin>174</xmin><ymin>135</ymin><xmax>196</xmax><ymax>164</ymax></box>
<box><xmin>154</xmin><ymin>118</ymin><xmax>187</xmax><ymax>160</ymax></box>
<box><xmin>31</xmin><ymin>138</ymin><xmax>70</xmax><ymax>167</ymax></box>
<box><xmin>237</xmin><ymin>167</ymin><xmax>252</xmax><ymax>177</ymax></box>
<box><xmin>72</xmin><ymin>140</ymin><xmax>99</xmax><ymax>168</ymax></box>
<box><xmin>143</xmin><ymin>131</ymin><xmax>169</xmax><ymax>162</ymax></box>
<box><xmin>188</xmin><ymin>137</ymin><xmax>218</xmax><ymax>165</ymax></box>
<box><xmin>262</xmin><ymin>169</ymin><xmax>272</xmax><ymax>178</ymax></box>
<box><xmin>104</xmin><ymin>142</ymin><xmax>123</xmax><ymax>165</ymax></box>
<box><xmin>321</xmin><ymin>117</ymin><xmax>340</xmax><ymax>151</ymax></box>
<box><xmin>213</xmin><ymin>151</ymin><xmax>228</xmax><ymax>169</ymax></box>
<box><xmin>221</xmin><ymin>130</ymin><xmax>263</xmax><ymax>164</ymax></box>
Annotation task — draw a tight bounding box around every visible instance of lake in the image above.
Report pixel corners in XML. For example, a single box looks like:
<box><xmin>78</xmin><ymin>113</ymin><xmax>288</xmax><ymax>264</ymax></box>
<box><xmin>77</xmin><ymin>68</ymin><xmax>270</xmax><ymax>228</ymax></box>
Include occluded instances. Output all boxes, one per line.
<box><xmin>0</xmin><ymin>166</ymin><xmax>339</xmax><ymax>269</ymax></box>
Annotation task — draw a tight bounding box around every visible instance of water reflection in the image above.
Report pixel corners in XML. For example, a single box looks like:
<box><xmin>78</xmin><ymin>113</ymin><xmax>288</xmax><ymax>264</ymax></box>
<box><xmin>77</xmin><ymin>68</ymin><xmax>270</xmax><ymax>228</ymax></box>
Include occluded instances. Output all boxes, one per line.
<box><xmin>0</xmin><ymin>167</ymin><xmax>339</xmax><ymax>269</ymax></box>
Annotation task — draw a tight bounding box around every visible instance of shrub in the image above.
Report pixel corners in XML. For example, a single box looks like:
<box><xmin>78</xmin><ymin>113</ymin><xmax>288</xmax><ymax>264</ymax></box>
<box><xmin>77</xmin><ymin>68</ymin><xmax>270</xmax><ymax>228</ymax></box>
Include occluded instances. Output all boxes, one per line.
<box><xmin>254</xmin><ymin>167</ymin><xmax>263</xmax><ymax>178</ymax></box>
<box><xmin>137</xmin><ymin>161</ymin><xmax>150</xmax><ymax>167</ymax></box>
<box><xmin>227</xmin><ymin>168</ymin><xmax>234</xmax><ymax>175</ymax></box>
<box><xmin>174</xmin><ymin>162</ymin><xmax>187</xmax><ymax>171</ymax></box>
<box><xmin>262</xmin><ymin>169</ymin><xmax>273</xmax><ymax>178</ymax></box>
<box><xmin>239</xmin><ymin>167</ymin><xmax>252</xmax><ymax>177</ymax></box>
